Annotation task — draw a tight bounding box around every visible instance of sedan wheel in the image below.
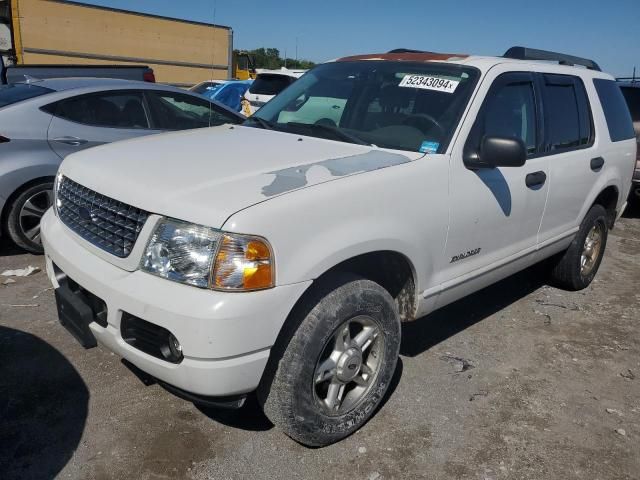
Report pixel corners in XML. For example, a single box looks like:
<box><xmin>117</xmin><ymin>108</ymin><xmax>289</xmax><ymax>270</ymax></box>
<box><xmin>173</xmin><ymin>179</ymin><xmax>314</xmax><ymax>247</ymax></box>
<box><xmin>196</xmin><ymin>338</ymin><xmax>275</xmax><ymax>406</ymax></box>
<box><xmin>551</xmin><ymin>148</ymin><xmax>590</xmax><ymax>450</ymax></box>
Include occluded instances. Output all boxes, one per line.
<box><xmin>6</xmin><ymin>182</ymin><xmax>54</xmax><ymax>254</ymax></box>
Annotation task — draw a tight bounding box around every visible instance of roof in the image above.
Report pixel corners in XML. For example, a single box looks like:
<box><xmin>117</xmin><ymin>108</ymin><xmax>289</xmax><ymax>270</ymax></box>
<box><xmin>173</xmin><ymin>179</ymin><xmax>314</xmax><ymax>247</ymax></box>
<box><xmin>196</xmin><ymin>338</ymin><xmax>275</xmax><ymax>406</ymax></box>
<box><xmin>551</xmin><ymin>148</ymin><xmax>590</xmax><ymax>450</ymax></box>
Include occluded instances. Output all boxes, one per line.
<box><xmin>14</xmin><ymin>77</ymin><xmax>184</xmax><ymax>92</ymax></box>
<box><xmin>333</xmin><ymin>51</ymin><xmax>613</xmax><ymax>78</ymax></box>
<box><xmin>337</xmin><ymin>51</ymin><xmax>469</xmax><ymax>63</ymax></box>
<box><xmin>255</xmin><ymin>68</ymin><xmax>307</xmax><ymax>78</ymax></box>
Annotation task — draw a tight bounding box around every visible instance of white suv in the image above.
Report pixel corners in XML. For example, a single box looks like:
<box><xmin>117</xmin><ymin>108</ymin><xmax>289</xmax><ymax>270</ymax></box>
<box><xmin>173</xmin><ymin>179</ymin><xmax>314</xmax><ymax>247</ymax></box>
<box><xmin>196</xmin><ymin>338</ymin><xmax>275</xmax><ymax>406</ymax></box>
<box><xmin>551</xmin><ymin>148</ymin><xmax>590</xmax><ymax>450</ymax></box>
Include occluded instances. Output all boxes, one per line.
<box><xmin>41</xmin><ymin>47</ymin><xmax>636</xmax><ymax>446</ymax></box>
<box><xmin>242</xmin><ymin>67</ymin><xmax>306</xmax><ymax>114</ymax></box>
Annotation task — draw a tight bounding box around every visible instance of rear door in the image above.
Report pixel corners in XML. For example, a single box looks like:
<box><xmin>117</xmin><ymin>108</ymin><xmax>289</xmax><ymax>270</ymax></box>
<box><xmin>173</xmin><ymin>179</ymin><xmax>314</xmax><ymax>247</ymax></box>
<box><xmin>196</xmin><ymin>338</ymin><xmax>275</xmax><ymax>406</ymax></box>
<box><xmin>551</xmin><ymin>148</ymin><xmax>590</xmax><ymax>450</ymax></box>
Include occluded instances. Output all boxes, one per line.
<box><xmin>536</xmin><ymin>74</ymin><xmax>597</xmax><ymax>243</ymax></box>
<box><xmin>45</xmin><ymin>90</ymin><xmax>159</xmax><ymax>158</ymax></box>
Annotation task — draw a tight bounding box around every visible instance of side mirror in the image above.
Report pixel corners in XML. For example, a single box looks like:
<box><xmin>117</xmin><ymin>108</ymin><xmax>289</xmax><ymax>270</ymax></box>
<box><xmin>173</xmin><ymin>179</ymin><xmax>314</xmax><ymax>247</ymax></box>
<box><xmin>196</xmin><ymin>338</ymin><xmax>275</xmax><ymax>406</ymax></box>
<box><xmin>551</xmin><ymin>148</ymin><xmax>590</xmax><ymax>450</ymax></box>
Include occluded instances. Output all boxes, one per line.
<box><xmin>464</xmin><ymin>136</ymin><xmax>527</xmax><ymax>169</ymax></box>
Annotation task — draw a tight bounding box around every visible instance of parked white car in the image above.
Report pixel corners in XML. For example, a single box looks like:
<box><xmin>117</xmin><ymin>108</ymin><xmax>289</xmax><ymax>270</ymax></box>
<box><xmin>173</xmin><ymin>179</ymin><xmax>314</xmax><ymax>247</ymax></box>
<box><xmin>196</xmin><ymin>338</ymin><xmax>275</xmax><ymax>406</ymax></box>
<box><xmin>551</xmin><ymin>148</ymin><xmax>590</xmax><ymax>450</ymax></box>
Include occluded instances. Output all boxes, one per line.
<box><xmin>41</xmin><ymin>47</ymin><xmax>636</xmax><ymax>447</ymax></box>
<box><xmin>243</xmin><ymin>67</ymin><xmax>306</xmax><ymax>114</ymax></box>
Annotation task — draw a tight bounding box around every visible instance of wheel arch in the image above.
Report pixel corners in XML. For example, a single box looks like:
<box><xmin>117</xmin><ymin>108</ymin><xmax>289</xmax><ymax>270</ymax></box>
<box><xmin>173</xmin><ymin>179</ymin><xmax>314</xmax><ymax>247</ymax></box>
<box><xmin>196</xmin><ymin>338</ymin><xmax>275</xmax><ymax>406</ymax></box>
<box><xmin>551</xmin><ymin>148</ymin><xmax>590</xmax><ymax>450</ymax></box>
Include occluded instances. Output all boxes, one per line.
<box><xmin>590</xmin><ymin>184</ymin><xmax>619</xmax><ymax>228</ymax></box>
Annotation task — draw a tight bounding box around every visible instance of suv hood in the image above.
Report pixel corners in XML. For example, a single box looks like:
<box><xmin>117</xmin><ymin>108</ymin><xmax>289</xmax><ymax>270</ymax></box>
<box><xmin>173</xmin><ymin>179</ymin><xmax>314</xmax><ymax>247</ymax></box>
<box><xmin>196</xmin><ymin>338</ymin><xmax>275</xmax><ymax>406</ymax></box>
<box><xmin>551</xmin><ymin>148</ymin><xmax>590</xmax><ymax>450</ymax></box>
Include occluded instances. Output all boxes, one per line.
<box><xmin>59</xmin><ymin>125</ymin><xmax>418</xmax><ymax>228</ymax></box>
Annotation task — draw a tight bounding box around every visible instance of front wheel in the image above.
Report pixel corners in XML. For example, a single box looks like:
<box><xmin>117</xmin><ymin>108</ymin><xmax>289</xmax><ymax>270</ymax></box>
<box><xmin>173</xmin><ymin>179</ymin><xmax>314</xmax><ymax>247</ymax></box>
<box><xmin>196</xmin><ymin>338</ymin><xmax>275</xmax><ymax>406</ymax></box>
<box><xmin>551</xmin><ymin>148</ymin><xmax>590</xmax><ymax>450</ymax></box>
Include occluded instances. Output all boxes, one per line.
<box><xmin>259</xmin><ymin>274</ymin><xmax>401</xmax><ymax>447</ymax></box>
<box><xmin>549</xmin><ymin>204</ymin><xmax>608</xmax><ymax>290</ymax></box>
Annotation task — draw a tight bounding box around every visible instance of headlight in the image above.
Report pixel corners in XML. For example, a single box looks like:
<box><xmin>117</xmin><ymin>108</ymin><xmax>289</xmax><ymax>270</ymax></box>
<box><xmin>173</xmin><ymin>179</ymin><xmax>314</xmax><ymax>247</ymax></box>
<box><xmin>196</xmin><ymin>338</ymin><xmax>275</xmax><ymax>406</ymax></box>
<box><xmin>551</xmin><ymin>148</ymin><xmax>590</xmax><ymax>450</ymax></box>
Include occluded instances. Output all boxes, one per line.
<box><xmin>53</xmin><ymin>172</ymin><xmax>63</xmax><ymax>216</ymax></box>
<box><xmin>140</xmin><ymin>218</ymin><xmax>274</xmax><ymax>291</ymax></box>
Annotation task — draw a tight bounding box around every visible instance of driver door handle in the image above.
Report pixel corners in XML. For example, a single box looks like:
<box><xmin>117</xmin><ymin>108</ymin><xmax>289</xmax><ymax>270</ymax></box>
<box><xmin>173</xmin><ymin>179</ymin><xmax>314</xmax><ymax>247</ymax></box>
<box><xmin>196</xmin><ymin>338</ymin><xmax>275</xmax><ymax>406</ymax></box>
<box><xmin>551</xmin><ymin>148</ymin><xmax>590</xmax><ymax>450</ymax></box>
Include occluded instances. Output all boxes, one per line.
<box><xmin>525</xmin><ymin>171</ymin><xmax>547</xmax><ymax>189</ymax></box>
<box><xmin>53</xmin><ymin>136</ymin><xmax>88</xmax><ymax>146</ymax></box>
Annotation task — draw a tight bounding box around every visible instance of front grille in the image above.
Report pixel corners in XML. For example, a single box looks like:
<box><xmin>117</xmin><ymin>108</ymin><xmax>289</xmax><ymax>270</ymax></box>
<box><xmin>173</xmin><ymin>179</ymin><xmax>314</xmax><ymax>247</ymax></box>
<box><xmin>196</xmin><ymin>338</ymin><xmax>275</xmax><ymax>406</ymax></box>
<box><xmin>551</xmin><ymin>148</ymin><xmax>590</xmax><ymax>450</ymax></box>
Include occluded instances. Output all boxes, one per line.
<box><xmin>58</xmin><ymin>177</ymin><xmax>150</xmax><ymax>258</ymax></box>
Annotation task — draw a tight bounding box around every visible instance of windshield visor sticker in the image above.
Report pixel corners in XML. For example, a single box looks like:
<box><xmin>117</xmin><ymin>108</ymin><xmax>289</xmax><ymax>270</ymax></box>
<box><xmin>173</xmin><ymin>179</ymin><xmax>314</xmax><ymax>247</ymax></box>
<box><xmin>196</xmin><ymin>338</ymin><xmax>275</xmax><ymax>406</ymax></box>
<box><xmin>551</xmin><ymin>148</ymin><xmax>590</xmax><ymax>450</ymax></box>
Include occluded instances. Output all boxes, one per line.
<box><xmin>419</xmin><ymin>141</ymin><xmax>440</xmax><ymax>154</ymax></box>
<box><xmin>398</xmin><ymin>75</ymin><xmax>460</xmax><ymax>93</ymax></box>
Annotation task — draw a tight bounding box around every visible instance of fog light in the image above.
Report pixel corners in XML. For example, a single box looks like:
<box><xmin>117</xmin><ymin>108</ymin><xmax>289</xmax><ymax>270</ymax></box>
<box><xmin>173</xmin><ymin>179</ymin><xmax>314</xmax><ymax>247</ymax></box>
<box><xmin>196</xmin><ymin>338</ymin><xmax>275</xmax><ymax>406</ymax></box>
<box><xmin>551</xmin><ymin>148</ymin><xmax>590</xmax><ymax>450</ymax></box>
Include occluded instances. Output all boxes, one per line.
<box><xmin>168</xmin><ymin>334</ymin><xmax>183</xmax><ymax>361</ymax></box>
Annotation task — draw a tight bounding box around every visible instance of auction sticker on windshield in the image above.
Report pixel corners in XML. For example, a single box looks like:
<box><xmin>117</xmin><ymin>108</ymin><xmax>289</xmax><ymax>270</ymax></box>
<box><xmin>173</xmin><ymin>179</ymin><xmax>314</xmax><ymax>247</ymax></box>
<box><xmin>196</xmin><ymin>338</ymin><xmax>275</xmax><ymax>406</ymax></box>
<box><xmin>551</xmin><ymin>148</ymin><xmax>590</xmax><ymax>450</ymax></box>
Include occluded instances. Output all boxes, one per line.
<box><xmin>399</xmin><ymin>75</ymin><xmax>459</xmax><ymax>93</ymax></box>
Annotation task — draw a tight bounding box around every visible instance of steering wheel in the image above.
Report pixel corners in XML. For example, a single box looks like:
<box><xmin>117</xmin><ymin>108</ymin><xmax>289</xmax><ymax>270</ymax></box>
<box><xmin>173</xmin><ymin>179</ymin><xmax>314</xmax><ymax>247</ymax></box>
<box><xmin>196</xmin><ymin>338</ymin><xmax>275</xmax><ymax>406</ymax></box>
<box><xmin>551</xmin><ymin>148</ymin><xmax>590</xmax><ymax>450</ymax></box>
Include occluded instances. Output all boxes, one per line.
<box><xmin>402</xmin><ymin>113</ymin><xmax>445</xmax><ymax>137</ymax></box>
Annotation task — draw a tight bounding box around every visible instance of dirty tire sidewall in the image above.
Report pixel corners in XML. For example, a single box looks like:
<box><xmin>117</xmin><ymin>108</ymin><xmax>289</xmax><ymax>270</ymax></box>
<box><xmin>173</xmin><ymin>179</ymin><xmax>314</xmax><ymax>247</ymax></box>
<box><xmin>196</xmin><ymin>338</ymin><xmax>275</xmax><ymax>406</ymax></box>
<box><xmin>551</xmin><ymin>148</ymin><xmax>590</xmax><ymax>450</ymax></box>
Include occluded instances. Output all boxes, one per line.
<box><xmin>259</xmin><ymin>274</ymin><xmax>401</xmax><ymax>447</ymax></box>
<box><xmin>550</xmin><ymin>204</ymin><xmax>608</xmax><ymax>291</ymax></box>
<box><xmin>5</xmin><ymin>182</ymin><xmax>53</xmax><ymax>254</ymax></box>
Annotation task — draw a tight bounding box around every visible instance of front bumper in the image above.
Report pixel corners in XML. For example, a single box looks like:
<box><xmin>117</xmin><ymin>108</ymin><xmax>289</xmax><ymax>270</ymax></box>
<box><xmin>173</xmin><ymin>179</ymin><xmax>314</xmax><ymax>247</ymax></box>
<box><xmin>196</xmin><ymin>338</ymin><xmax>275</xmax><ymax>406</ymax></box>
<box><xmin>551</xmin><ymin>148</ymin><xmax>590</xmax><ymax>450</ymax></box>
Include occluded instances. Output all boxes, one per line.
<box><xmin>41</xmin><ymin>210</ymin><xmax>311</xmax><ymax>396</ymax></box>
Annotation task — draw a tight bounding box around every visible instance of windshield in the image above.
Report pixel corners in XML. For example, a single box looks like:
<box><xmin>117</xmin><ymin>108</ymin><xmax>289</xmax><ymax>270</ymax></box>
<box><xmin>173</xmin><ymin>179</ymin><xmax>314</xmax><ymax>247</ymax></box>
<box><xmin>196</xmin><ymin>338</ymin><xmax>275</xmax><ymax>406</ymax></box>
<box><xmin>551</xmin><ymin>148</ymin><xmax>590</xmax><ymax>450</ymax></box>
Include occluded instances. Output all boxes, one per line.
<box><xmin>0</xmin><ymin>84</ymin><xmax>53</xmax><ymax>108</ymax></box>
<box><xmin>246</xmin><ymin>61</ymin><xmax>479</xmax><ymax>153</ymax></box>
<box><xmin>249</xmin><ymin>74</ymin><xmax>296</xmax><ymax>96</ymax></box>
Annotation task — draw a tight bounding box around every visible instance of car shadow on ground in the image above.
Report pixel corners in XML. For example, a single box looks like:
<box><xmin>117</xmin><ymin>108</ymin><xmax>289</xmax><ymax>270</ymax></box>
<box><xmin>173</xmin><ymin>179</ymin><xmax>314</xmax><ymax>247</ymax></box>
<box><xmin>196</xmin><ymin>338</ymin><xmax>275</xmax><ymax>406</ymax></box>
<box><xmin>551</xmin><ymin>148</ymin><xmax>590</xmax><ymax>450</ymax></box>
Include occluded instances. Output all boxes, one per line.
<box><xmin>401</xmin><ymin>263</ymin><xmax>548</xmax><ymax>357</ymax></box>
<box><xmin>622</xmin><ymin>199</ymin><xmax>640</xmax><ymax>219</ymax></box>
<box><xmin>0</xmin><ymin>238</ymin><xmax>30</xmax><ymax>258</ymax></box>
<box><xmin>0</xmin><ymin>326</ymin><xmax>89</xmax><ymax>480</ymax></box>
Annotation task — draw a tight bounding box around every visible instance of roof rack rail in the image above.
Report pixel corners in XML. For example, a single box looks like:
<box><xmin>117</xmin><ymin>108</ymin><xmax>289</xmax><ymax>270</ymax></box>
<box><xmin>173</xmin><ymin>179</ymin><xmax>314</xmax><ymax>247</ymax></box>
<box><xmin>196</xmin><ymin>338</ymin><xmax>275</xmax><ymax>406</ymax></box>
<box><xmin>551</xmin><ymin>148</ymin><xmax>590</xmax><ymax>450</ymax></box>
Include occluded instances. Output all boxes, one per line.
<box><xmin>504</xmin><ymin>46</ymin><xmax>601</xmax><ymax>71</ymax></box>
<box><xmin>387</xmin><ymin>49</ymin><xmax>437</xmax><ymax>54</ymax></box>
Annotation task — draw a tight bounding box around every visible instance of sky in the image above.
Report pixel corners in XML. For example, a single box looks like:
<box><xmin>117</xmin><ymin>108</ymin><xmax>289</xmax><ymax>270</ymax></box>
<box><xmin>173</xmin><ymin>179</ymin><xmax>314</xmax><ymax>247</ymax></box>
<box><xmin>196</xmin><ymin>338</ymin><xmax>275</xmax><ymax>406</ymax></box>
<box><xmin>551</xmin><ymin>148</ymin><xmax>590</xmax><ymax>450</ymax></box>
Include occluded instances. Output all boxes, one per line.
<box><xmin>78</xmin><ymin>0</ymin><xmax>639</xmax><ymax>77</ymax></box>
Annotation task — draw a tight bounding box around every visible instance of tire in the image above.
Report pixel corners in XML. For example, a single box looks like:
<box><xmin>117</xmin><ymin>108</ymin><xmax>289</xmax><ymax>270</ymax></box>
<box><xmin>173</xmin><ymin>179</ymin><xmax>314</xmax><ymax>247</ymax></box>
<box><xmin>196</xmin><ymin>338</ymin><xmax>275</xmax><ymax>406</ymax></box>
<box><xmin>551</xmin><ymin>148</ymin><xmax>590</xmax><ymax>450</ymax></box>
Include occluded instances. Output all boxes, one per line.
<box><xmin>258</xmin><ymin>273</ymin><xmax>401</xmax><ymax>447</ymax></box>
<box><xmin>5</xmin><ymin>181</ymin><xmax>54</xmax><ymax>254</ymax></box>
<box><xmin>549</xmin><ymin>204</ymin><xmax>608</xmax><ymax>291</ymax></box>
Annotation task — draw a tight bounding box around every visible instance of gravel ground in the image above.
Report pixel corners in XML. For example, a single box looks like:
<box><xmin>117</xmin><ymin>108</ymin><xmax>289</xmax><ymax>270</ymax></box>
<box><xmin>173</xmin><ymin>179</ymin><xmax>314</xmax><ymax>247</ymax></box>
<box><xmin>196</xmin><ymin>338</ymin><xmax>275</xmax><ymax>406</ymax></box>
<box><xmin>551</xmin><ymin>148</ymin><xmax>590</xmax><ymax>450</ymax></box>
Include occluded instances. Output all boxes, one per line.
<box><xmin>1</xmin><ymin>206</ymin><xmax>639</xmax><ymax>480</ymax></box>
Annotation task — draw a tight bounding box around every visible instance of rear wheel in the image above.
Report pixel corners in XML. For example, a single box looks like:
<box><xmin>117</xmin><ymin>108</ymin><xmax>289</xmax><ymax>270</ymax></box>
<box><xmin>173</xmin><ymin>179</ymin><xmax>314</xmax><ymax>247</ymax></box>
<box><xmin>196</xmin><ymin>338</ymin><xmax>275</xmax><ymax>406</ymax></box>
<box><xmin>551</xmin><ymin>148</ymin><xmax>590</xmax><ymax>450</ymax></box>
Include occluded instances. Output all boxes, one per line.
<box><xmin>5</xmin><ymin>181</ymin><xmax>54</xmax><ymax>254</ymax></box>
<box><xmin>259</xmin><ymin>274</ymin><xmax>401</xmax><ymax>447</ymax></box>
<box><xmin>549</xmin><ymin>204</ymin><xmax>608</xmax><ymax>290</ymax></box>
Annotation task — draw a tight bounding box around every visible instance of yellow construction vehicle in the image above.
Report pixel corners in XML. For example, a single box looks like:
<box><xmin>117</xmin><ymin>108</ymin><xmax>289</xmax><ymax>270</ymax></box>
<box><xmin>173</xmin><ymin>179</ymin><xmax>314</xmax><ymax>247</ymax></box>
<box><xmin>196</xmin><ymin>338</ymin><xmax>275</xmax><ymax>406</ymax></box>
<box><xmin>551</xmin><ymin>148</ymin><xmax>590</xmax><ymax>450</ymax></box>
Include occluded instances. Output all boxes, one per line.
<box><xmin>233</xmin><ymin>51</ymin><xmax>257</xmax><ymax>80</ymax></box>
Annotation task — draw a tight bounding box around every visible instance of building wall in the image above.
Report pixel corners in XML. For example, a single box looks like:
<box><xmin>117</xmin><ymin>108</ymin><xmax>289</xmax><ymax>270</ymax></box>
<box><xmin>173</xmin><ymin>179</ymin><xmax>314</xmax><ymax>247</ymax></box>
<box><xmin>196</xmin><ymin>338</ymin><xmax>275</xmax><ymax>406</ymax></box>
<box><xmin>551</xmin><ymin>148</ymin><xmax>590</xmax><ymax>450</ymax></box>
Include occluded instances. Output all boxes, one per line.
<box><xmin>14</xmin><ymin>0</ymin><xmax>230</xmax><ymax>85</ymax></box>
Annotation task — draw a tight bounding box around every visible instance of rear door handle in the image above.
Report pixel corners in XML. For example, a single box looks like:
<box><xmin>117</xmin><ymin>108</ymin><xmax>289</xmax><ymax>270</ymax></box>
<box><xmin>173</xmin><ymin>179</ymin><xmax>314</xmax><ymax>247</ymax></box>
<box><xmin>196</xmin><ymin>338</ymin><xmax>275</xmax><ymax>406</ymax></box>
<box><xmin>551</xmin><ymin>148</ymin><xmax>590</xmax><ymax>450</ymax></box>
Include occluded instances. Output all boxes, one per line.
<box><xmin>590</xmin><ymin>156</ymin><xmax>605</xmax><ymax>171</ymax></box>
<box><xmin>525</xmin><ymin>171</ymin><xmax>547</xmax><ymax>189</ymax></box>
<box><xmin>53</xmin><ymin>136</ymin><xmax>88</xmax><ymax>146</ymax></box>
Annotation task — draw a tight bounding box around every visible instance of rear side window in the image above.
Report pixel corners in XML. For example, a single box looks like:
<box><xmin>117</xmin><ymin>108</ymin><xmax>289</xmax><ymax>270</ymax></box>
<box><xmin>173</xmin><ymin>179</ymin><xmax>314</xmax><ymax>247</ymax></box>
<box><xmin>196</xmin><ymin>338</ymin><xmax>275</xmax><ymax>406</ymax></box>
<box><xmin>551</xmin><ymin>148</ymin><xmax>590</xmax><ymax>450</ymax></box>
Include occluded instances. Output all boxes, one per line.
<box><xmin>145</xmin><ymin>91</ymin><xmax>239</xmax><ymax>130</ymax></box>
<box><xmin>249</xmin><ymin>75</ymin><xmax>295</xmax><ymax>96</ymax></box>
<box><xmin>594</xmin><ymin>80</ymin><xmax>635</xmax><ymax>141</ymax></box>
<box><xmin>542</xmin><ymin>74</ymin><xmax>592</xmax><ymax>152</ymax></box>
<box><xmin>0</xmin><ymin>84</ymin><xmax>53</xmax><ymax>108</ymax></box>
<box><xmin>46</xmin><ymin>91</ymin><xmax>149</xmax><ymax>129</ymax></box>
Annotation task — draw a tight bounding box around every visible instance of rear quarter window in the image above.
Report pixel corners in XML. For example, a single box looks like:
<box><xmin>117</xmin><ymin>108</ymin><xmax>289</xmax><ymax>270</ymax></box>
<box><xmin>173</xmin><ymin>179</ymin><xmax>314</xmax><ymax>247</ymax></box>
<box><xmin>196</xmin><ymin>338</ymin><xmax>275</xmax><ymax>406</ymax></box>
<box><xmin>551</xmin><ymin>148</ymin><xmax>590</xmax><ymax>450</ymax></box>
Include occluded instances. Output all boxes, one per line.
<box><xmin>593</xmin><ymin>79</ymin><xmax>635</xmax><ymax>142</ymax></box>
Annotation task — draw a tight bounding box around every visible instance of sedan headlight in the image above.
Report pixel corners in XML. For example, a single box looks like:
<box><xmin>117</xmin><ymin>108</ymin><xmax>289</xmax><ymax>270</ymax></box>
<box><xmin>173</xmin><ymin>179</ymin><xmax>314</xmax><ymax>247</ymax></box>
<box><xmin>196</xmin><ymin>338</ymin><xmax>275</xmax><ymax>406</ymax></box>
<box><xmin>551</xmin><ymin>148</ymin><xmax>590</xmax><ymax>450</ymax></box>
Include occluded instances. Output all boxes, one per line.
<box><xmin>140</xmin><ymin>218</ymin><xmax>274</xmax><ymax>291</ymax></box>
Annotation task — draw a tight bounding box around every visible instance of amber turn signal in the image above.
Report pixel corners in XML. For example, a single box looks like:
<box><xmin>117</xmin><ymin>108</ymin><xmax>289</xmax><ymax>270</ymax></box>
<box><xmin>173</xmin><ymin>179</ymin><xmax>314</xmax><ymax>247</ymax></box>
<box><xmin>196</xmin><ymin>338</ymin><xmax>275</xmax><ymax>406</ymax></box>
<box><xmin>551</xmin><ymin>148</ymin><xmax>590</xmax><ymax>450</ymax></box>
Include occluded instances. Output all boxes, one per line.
<box><xmin>212</xmin><ymin>234</ymin><xmax>274</xmax><ymax>291</ymax></box>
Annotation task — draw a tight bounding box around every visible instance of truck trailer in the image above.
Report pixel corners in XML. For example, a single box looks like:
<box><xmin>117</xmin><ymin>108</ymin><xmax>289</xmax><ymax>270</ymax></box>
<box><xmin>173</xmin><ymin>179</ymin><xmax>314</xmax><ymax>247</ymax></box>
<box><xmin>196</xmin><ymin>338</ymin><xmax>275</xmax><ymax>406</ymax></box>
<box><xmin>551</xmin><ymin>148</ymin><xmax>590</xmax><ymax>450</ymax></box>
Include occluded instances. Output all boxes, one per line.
<box><xmin>0</xmin><ymin>0</ymin><xmax>235</xmax><ymax>86</ymax></box>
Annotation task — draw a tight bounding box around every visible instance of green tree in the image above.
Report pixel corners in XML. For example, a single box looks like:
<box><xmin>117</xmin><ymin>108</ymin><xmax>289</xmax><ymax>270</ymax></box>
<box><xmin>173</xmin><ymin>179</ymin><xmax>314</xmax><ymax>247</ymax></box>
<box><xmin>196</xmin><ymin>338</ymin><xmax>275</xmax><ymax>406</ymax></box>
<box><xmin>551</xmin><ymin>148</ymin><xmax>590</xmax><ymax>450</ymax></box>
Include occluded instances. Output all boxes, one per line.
<box><xmin>236</xmin><ymin>48</ymin><xmax>316</xmax><ymax>70</ymax></box>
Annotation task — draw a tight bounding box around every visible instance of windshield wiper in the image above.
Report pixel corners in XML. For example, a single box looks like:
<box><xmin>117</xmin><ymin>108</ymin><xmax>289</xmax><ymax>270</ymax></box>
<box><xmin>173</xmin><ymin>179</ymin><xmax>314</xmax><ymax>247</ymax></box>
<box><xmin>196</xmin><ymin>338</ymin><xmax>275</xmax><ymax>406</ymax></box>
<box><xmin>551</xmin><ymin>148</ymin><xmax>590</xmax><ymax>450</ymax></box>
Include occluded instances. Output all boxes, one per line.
<box><xmin>245</xmin><ymin>116</ymin><xmax>275</xmax><ymax>130</ymax></box>
<box><xmin>285</xmin><ymin>122</ymin><xmax>370</xmax><ymax>146</ymax></box>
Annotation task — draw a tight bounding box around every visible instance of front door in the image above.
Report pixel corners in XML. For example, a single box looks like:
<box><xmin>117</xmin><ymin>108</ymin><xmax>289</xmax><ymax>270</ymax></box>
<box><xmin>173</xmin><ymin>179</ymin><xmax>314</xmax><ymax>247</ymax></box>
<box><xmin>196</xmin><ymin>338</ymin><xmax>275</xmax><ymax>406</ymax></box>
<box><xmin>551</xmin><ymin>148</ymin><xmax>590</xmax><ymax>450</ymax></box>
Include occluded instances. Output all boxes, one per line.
<box><xmin>436</xmin><ymin>70</ymin><xmax>549</xmax><ymax>304</ymax></box>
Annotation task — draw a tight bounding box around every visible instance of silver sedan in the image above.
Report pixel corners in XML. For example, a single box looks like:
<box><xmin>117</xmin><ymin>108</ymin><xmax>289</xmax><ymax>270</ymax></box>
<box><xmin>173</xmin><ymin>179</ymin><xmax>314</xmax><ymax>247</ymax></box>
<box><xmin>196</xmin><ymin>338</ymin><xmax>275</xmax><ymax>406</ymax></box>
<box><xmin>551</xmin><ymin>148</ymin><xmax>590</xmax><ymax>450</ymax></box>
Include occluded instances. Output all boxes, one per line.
<box><xmin>0</xmin><ymin>77</ymin><xmax>244</xmax><ymax>253</ymax></box>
